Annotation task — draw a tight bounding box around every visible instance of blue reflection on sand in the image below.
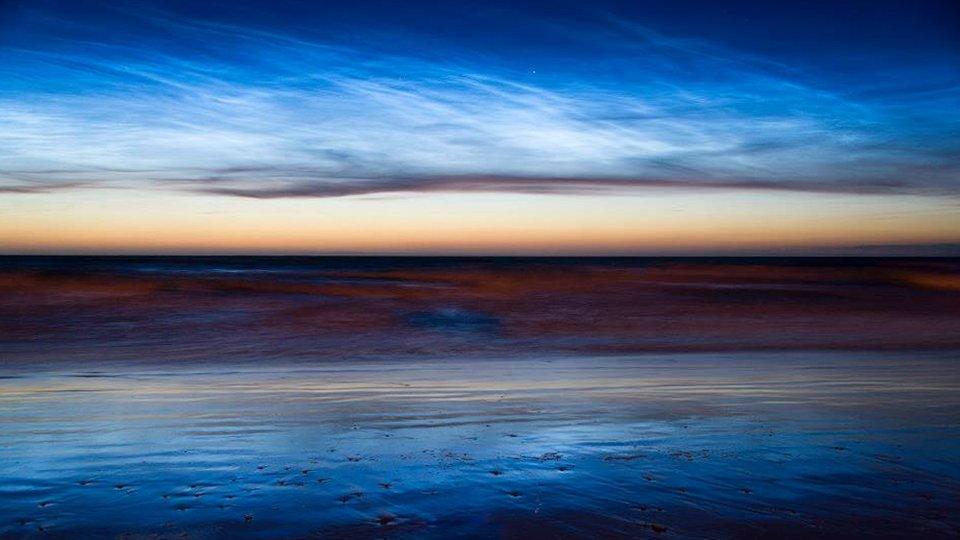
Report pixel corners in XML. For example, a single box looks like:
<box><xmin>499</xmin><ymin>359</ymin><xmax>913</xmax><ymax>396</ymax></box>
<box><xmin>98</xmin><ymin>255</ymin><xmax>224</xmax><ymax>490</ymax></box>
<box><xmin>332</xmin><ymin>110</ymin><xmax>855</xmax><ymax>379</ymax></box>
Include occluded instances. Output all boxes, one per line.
<box><xmin>1</xmin><ymin>353</ymin><xmax>959</xmax><ymax>538</ymax></box>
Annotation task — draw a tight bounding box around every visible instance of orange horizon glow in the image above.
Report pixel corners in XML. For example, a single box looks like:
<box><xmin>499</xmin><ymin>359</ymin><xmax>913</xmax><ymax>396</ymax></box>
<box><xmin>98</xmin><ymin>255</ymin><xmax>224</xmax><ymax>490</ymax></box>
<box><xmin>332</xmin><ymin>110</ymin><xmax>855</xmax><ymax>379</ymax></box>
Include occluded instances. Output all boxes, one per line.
<box><xmin>2</xmin><ymin>187</ymin><xmax>959</xmax><ymax>255</ymax></box>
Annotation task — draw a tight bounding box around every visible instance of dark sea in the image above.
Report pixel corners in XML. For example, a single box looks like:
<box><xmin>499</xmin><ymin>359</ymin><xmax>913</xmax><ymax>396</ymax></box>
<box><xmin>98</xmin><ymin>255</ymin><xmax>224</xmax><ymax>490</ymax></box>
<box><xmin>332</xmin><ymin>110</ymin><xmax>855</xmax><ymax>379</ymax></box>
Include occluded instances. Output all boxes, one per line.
<box><xmin>1</xmin><ymin>257</ymin><xmax>959</xmax><ymax>538</ymax></box>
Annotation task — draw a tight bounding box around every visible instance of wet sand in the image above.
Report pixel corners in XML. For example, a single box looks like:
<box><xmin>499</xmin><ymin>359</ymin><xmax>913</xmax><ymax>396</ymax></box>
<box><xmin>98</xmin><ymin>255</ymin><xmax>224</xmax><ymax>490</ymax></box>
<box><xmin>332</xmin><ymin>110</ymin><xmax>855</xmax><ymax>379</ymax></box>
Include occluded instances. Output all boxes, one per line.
<box><xmin>1</xmin><ymin>352</ymin><xmax>959</xmax><ymax>538</ymax></box>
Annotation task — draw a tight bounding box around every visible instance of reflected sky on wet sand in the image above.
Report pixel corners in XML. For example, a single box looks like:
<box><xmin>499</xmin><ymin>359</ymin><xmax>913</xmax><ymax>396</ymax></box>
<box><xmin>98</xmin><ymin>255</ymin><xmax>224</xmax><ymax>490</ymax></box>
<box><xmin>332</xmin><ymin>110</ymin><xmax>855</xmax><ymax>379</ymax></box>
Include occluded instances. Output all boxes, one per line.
<box><xmin>1</xmin><ymin>352</ymin><xmax>958</xmax><ymax>538</ymax></box>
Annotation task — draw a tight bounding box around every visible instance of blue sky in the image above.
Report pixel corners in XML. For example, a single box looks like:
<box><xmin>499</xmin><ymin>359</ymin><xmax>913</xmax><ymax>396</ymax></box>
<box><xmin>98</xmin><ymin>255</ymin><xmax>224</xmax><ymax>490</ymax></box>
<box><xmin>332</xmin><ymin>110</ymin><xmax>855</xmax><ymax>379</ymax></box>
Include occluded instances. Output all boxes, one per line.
<box><xmin>0</xmin><ymin>0</ymin><xmax>958</xmax><ymax>253</ymax></box>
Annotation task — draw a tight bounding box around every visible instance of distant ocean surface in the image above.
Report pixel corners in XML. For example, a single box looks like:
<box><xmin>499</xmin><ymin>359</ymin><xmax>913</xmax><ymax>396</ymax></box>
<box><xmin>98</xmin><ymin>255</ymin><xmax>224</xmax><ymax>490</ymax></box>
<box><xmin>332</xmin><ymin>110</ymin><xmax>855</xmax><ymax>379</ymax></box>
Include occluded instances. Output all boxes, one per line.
<box><xmin>1</xmin><ymin>257</ymin><xmax>959</xmax><ymax>538</ymax></box>
<box><xmin>2</xmin><ymin>256</ymin><xmax>959</xmax><ymax>362</ymax></box>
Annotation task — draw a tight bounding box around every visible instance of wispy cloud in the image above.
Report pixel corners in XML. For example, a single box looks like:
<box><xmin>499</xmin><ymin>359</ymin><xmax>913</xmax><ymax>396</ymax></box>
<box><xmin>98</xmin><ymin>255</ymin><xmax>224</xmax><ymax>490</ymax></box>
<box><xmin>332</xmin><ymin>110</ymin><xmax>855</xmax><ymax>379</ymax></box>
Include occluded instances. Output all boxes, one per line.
<box><xmin>187</xmin><ymin>173</ymin><xmax>924</xmax><ymax>199</ymax></box>
<box><xmin>1</xmin><ymin>5</ymin><xmax>958</xmax><ymax>199</ymax></box>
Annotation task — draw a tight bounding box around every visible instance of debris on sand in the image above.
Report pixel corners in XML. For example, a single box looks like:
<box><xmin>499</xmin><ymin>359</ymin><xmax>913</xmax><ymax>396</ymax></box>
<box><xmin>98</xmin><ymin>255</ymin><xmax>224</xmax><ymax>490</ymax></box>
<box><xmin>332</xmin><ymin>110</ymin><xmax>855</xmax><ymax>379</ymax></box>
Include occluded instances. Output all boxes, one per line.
<box><xmin>338</xmin><ymin>491</ymin><xmax>364</xmax><ymax>503</ymax></box>
<box><xmin>280</xmin><ymin>479</ymin><xmax>305</xmax><ymax>487</ymax></box>
<box><xmin>873</xmin><ymin>453</ymin><xmax>902</xmax><ymax>463</ymax></box>
<box><xmin>603</xmin><ymin>453</ymin><xmax>645</xmax><ymax>462</ymax></box>
<box><xmin>441</xmin><ymin>451</ymin><xmax>473</xmax><ymax>462</ymax></box>
<box><xmin>669</xmin><ymin>450</ymin><xmax>708</xmax><ymax>461</ymax></box>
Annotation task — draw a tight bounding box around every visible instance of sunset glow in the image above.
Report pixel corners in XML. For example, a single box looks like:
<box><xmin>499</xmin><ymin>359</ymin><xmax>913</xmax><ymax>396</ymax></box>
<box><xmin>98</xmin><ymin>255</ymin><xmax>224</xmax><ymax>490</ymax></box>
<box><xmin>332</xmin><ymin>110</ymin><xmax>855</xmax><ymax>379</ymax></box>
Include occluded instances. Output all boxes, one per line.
<box><xmin>2</xmin><ymin>1</ymin><xmax>958</xmax><ymax>254</ymax></box>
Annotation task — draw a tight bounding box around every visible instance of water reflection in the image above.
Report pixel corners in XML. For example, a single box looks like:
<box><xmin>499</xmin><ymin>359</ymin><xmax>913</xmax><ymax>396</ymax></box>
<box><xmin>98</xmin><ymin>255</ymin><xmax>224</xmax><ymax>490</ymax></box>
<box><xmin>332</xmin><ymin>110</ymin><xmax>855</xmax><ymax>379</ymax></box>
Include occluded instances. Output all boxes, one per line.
<box><xmin>1</xmin><ymin>353</ymin><xmax>958</xmax><ymax>538</ymax></box>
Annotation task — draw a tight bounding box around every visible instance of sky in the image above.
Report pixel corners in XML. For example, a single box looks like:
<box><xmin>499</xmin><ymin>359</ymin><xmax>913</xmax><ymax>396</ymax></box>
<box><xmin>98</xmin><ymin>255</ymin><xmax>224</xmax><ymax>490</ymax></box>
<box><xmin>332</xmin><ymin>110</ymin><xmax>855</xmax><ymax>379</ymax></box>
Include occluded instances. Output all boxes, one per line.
<box><xmin>1</xmin><ymin>0</ymin><xmax>958</xmax><ymax>255</ymax></box>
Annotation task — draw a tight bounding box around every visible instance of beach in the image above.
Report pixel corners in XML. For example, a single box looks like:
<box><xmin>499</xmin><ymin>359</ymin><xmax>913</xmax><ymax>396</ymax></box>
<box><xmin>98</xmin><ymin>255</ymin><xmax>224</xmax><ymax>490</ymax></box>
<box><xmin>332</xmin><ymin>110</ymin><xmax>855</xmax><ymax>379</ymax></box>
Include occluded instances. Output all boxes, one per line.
<box><xmin>1</xmin><ymin>257</ymin><xmax>959</xmax><ymax>538</ymax></box>
<box><xmin>1</xmin><ymin>353</ymin><xmax>959</xmax><ymax>538</ymax></box>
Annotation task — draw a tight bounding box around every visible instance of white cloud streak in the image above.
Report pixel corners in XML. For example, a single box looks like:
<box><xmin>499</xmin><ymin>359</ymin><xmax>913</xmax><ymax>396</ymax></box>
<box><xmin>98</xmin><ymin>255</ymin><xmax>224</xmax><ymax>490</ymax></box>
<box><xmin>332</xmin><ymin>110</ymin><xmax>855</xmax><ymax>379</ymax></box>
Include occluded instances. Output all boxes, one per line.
<box><xmin>1</xmin><ymin>10</ymin><xmax>957</xmax><ymax>198</ymax></box>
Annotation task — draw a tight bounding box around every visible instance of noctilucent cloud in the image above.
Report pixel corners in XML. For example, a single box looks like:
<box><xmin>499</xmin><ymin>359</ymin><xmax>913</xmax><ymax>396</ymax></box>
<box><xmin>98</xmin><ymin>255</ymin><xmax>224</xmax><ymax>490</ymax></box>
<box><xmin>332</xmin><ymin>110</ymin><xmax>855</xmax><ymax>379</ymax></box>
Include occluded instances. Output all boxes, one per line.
<box><xmin>1</xmin><ymin>0</ymin><xmax>959</xmax><ymax>254</ymax></box>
